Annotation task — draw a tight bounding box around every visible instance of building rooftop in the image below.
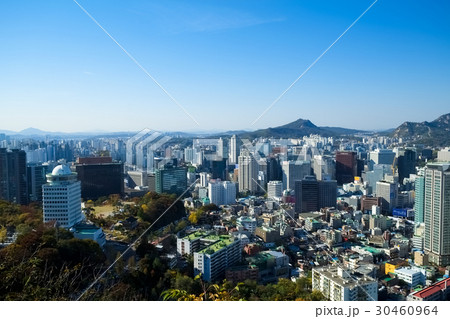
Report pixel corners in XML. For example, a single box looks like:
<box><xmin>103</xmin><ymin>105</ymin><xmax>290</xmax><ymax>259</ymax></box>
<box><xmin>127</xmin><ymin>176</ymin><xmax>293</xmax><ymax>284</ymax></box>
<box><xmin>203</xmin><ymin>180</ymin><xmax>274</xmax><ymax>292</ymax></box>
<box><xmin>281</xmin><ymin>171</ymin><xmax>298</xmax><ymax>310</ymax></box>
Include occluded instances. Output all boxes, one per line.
<box><xmin>51</xmin><ymin>164</ymin><xmax>73</xmax><ymax>176</ymax></box>
<box><xmin>314</xmin><ymin>265</ymin><xmax>377</xmax><ymax>288</ymax></box>
<box><xmin>395</xmin><ymin>267</ymin><xmax>424</xmax><ymax>276</ymax></box>
<box><xmin>197</xmin><ymin>235</ymin><xmax>234</xmax><ymax>255</ymax></box>
<box><xmin>70</xmin><ymin>223</ymin><xmax>101</xmax><ymax>235</ymax></box>
<box><xmin>183</xmin><ymin>231</ymin><xmax>206</xmax><ymax>241</ymax></box>
<box><xmin>411</xmin><ymin>278</ymin><xmax>450</xmax><ymax>299</ymax></box>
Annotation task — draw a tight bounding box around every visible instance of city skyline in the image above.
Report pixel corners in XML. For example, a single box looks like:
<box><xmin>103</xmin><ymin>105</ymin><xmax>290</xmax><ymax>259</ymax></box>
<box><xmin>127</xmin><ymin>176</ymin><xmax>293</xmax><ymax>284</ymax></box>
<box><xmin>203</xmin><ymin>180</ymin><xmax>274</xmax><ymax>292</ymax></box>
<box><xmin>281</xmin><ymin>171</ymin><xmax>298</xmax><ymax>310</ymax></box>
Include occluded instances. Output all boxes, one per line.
<box><xmin>1</xmin><ymin>0</ymin><xmax>449</xmax><ymax>132</ymax></box>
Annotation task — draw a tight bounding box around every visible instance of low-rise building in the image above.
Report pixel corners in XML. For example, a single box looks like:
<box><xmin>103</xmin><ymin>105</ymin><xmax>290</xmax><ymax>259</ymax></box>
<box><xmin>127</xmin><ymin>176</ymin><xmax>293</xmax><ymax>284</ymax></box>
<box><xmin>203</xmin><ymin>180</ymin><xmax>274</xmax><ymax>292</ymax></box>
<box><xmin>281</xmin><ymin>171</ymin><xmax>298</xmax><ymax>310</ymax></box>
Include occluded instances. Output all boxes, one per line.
<box><xmin>247</xmin><ymin>251</ymin><xmax>289</xmax><ymax>284</ymax></box>
<box><xmin>394</xmin><ymin>267</ymin><xmax>426</xmax><ymax>288</ymax></box>
<box><xmin>70</xmin><ymin>223</ymin><xmax>106</xmax><ymax>247</ymax></box>
<box><xmin>312</xmin><ymin>265</ymin><xmax>378</xmax><ymax>301</ymax></box>
<box><xmin>408</xmin><ymin>278</ymin><xmax>450</xmax><ymax>301</ymax></box>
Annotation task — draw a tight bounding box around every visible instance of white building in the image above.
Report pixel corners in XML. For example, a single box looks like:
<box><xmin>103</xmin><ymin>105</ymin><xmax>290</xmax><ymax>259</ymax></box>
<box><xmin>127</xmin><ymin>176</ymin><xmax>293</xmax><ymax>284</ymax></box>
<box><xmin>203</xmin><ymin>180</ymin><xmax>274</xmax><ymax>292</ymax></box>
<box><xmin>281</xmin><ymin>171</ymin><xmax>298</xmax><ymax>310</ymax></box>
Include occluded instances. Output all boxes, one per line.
<box><xmin>208</xmin><ymin>180</ymin><xmax>236</xmax><ymax>206</ymax></box>
<box><xmin>312</xmin><ymin>265</ymin><xmax>378</xmax><ymax>301</ymax></box>
<box><xmin>200</xmin><ymin>172</ymin><xmax>209</xmax><ymax>187</ymax></box>
<box><xmin>177</xmin><ymin>231</ymin><xmax>206</xmax><ymax>256</ymax></box>
<box><xmin>238</xmin><ymin>150</ymin><xmax>258</xmax><ymax>194</ymax></box>
<box><xmin>313</xmin><ymin>155</ymin><xmax>335</xmax><ymax>181</ymax></box>
<box><xmin>394</xmin><ymin>267</ymin><xmax>426</xmax><ymax>288</ymax></box>
<box><xmin>194</xmin><ymin>235</ymin><xmax>241</xmax><ymax>281</ymax></box>
<box><xmin>437</xmin><ymin>148</ymin><xmax>450</xmax><ymax>162</ymax></box>
<box><xmin>229</xmin><ymin>135</ymin><xmax>238</xmax><ymax>164</ymax></box>
<box><xmin>267</xmin><ymin>180</ymin><xmax>283</xmax><ymax>199</ymax></box>
<box><xmin>236</xmin><ymin>216</ymin><xmax>257</xmax><ymax>233</ymax></box>
<box><xmin>42</xmin><ymin>165</ymin><xmax>83</xmax><ymax>228</ymax></box>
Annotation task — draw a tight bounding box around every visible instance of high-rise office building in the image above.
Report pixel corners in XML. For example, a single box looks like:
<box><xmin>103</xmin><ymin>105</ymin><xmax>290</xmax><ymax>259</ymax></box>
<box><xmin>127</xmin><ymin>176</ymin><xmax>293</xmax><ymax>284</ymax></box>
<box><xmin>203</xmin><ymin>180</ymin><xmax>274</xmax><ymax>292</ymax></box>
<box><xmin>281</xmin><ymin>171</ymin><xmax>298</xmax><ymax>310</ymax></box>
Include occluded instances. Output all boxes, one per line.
<box><xmin>368</xmin><ymin>149</ymin><xmax>396</xmax><ymax>168</ymax></box>
<box><xmin>424</xmin><ymin>163</ymin><xmax>450</xmax><ymax>266</ymax></box>
<box><xmin>27</xmin><ymin>163</ymin><xmax>48</xmax><ymax>202</ymax></box>
<box><xmin>335</xmin><ymin>151</ymin><xmax>357</xmax><ymax>185</ymax></box>
<box><xmin>75</xmin><ymin>157</ymin><xmax>124</xmax><ymax>199</ymax></box>
<box><xmin>282</xmin><ymin>160</ymin><xmax>311</xmax><ymax>191</ymax></box>
<box><xmin>376</xmin><ymin>181</ymin><xmax>398</xmax><ymax>214</ymax></box>
<box><xmin>155</xmin><ymin>165</ymin><xmax>188</xmax><ymax>196</ymax></box>
<box><xmin>267</xmin><ymin>181</ymin><xmax>283</xmax><ymax>199</ymax></box>
<box><xmin>295</xmin><ymin>176</ymin><xmax>337</xmax><ymax>213</ymax></box>
<box><xmin>238</xmin><ymin>150</ymin><xmax>258</xmax><ymax>194</ymax></box>
<box><xmin>414</xmin><ymin>172</ymin><xmax>425</xmax><ymax>224</ymax></box>
<box><xmin>313</xmin><ymin>155</ymin><xmax>335</xmax><ymax>181</ymax></box>
<box><xmin>397</xmin><ymin>148</ymin><xmax>416</xmax><ymax>184</ymax></box>
<box><xmin>228</xmin><ymin>135</ymin><xmax>239</xmax><ymax>164</ymax></box>
<box><xmin>42</xmin><ymin>164</ymin><xmax>83</xmax><ymax>228</ymax></box>
<box><xmin>0</xmin><ymin>148</ymin><xmax>28</xmax><ymax>205</ymax></box>
<box><xmin>267</xmin><ymin>156</ymin><xmax>282</xmax><ymax>182</ymax></box>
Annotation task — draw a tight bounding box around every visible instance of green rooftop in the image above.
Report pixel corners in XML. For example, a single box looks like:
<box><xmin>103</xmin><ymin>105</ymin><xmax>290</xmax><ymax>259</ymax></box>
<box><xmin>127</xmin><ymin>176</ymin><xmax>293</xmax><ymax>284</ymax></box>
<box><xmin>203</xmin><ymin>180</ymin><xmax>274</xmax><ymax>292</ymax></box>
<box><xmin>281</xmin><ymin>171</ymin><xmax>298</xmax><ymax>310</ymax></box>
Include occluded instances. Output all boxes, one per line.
<box><xmin>197</xmin><ymin>235</ymin><xmax>234</xmax><ymax>255</ymax></box>
<box><xmin>183</xmin><ymin>231</ymin><xmax>206</xmax><ymax>241</ymax></box>
<box><xmin>363</xmin><ymin>246</ymin><xmax>382</xmax><ymax>254</ymax></box>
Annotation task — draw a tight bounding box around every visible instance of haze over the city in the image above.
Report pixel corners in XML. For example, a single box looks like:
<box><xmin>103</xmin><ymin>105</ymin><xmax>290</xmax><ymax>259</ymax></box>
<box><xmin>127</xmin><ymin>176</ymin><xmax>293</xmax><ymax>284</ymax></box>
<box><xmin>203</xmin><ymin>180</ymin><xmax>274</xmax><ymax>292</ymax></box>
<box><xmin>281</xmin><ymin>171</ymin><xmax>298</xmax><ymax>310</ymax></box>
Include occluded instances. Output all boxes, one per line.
<box><xmin>1</xmin><ymin>0</ymin><xmax>449</xmax><ymax>133</ymax></box>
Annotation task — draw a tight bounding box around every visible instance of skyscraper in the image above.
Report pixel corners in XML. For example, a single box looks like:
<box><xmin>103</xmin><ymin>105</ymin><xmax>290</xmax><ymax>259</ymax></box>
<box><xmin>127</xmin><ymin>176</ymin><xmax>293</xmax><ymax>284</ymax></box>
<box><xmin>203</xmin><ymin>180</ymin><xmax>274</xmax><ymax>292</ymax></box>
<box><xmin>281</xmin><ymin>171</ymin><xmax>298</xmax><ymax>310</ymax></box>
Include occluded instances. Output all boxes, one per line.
<box><xmin>376</xmin><ymin>181</ymin><xmax>398</xmax><ymax>214</ymax></box>
<box><xmin>228</xmin><ymin>135</ymin><xmax>239</xmax><ymax>165</ymax></box>
<box><xmin>414</xmin><ymin>171</ymin><xmax>425</xmax><ymax>224</ymax></box>
<box><xmin>282</xmin><ymin>160</ymin><xmax>311</xmax><ymax>191</ymax></box>
<box><xmin>267</xmin><ymin>180</ymin><xmax>283</xmax><ymax>199</ymax></box>
<box><xmin>42</xmin><ymin>164</ymin><xmax>83</xmax><ymax>228</ymax></box>
<box><xmin>335</xmin><ymin>151</ymin><xmax>357</xmax><ymax>185</ymax></box>
<box><xmin>424</xmin><ymin>163</ymin><xmax>450</xmax><ymax>266</ymax></box>
<box><xmin>295</xmin><ymin>176</ymin><xmax>337</xmax><ymax>213</ymax></box>
<box><xmin>155</xmin><ymin>165</ymin><xmax>188</xmax><ymax>196</ymax></box>
<box><xmin>0</xmin><ymin>148</ymin><xmax>28</xmax><ymax>205</ymax></box>
<box><xmin>313</xmin><ymin>155</ymin><xmax>335</xmax><ymax>181</ymax></box>
<box><xmin>238</xmin><ymin>150</ymin><xmax>258</xmax><ymax>194</ymax></box>
<box><xmin>397</xmin><ymin>148</ymin><xmax>416</xmax><ymax>184</ymax></box>
<box><xmin>27</xmin><ymin>163</ymin><xmax>48</xmax><ymax>202</ymax></box>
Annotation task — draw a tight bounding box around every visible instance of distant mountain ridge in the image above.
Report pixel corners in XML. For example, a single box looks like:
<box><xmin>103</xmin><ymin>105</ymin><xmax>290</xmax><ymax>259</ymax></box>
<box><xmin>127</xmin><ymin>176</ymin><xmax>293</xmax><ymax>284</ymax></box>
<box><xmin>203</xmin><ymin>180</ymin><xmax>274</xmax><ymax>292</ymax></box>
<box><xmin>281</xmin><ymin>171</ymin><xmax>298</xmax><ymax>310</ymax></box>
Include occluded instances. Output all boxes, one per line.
<box><xmin>391</xmin><ymin>113</ymin><xmax>450</xmax><ymax>146</ymax></box>
<box><xmin>238</xmin><ymin>118</ymin><xmax>366</xmax><ymax>139</ymax></box>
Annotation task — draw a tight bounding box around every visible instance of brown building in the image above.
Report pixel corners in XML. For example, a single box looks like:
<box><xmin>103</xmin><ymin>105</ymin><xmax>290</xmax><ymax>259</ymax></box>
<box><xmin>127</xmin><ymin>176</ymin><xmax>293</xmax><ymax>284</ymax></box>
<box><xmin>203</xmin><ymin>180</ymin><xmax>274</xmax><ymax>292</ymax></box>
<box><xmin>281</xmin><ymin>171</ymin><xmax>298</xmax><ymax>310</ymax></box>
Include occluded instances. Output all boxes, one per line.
<box><xmin>360</xmin><ymin>196</ymin><xmax>382</xmax><ymax>213</ymax></box>
<box><xmin>255</xmin><ymin>226</ymin><xmax>280</xmax><ymax>243</ymax></box>
<box><xmin>244</xmin><ymin>243</ymin><xmax>262</xmax><ymax>256</ymax></box>
<box><xmin>335</xmin><ymin>151</ymin><xmax>357</xmax><ymax>185</ymax></box>
<box><xmin>414</xmin><ymin>251</ymin><xmax>429</xmax><ymax>266</ymax></box>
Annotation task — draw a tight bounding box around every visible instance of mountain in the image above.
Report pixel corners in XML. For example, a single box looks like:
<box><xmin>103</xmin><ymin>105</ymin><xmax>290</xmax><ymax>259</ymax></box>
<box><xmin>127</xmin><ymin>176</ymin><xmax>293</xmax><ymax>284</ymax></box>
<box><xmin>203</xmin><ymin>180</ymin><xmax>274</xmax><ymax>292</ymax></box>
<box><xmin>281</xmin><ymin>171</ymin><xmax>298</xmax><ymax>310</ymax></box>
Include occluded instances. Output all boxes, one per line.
<box><xmin>391</xmin><ymin>113</ymin><xmax>450</xmax><ymax>146</ymax></box>
<box><xmin>18</xmin><ymin>127</ymin><xmax>50</xmax><ymax>135</ymax></box>
<box><xmin>239</xmin><ymin>118</ymin><xmax>367</xmax><ymax>139</ymax></box>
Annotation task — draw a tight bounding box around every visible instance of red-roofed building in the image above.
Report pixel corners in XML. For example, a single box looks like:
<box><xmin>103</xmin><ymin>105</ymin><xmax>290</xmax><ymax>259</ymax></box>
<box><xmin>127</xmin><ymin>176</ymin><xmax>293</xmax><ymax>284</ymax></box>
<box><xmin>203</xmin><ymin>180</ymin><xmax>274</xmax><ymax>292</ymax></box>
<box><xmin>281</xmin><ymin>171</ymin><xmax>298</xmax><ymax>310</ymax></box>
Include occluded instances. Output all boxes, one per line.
<box><xmin>408</xmin><ymin>278</ymin><xmax>450</xmax><ymax>301</ymax></box>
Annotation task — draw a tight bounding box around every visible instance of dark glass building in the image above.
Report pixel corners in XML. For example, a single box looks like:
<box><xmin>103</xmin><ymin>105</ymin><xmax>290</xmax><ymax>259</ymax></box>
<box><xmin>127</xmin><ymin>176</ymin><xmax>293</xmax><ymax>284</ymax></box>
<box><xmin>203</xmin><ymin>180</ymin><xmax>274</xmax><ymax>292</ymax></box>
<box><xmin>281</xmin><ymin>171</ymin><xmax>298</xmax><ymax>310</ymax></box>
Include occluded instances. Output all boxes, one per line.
<box><xmin>27</xmin><ymin>163</ymin><xmax>48</xmax><ymax>202</ymax></box>
<box><xmin>295</xmin><ymin>176</ymin><xmax>337</xmax><ymax>213</ymax></box>
<box><xmin>75</xmin><ymin>157</ymin><xmax>124</xmax><ymax>200</ymax></box>
<box><xmin>0</xmin><ymin>148</ymin><xmax>28</xmax><ymax>204</ymax></box>
<box><xmin>155</xmin><ymin>165</ymin><xmax>187</xmax><ymax>196</ymax></box>
<box><xmin>335</xmin><ymin>151</ymin><xmax>357</xmax><ymax>185</ymax></box>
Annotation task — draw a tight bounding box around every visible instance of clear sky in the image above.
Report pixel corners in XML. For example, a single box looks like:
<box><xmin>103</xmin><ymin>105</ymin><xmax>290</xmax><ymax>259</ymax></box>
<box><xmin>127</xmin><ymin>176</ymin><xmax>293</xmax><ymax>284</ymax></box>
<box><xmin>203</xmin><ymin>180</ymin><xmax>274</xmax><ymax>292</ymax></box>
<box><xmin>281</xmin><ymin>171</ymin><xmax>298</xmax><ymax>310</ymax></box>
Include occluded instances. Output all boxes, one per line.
<box><xmin>0</xmin><ymin>0</ymin><xmax>449</xmax><ymax>133</ymax></box>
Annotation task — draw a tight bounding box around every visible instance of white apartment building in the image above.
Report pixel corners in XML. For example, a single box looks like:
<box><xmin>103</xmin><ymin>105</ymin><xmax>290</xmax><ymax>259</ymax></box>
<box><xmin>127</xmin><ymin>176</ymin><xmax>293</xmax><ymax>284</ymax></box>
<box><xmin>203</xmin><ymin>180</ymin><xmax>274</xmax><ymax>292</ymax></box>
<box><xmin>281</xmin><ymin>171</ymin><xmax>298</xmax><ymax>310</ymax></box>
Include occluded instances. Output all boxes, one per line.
<box><xmin>312</xmin><ymin>265</ymin><xmax>378</xmax><ymax>301</ymax></box>
<box><xmin>194</xmin><ymin>235</ymin><xmax>241</xmax><ymax>282</ymax></box>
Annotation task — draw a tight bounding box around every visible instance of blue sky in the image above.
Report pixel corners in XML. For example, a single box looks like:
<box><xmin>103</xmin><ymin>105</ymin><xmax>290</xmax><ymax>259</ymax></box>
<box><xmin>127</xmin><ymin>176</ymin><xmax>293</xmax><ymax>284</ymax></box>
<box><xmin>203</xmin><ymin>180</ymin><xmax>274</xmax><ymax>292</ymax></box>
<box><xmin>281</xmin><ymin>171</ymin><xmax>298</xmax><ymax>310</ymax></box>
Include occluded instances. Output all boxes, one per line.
<box><xmin>0</xmin><ymin>0</ymin><xmax>449</xmax><ymax>133</ymax></box>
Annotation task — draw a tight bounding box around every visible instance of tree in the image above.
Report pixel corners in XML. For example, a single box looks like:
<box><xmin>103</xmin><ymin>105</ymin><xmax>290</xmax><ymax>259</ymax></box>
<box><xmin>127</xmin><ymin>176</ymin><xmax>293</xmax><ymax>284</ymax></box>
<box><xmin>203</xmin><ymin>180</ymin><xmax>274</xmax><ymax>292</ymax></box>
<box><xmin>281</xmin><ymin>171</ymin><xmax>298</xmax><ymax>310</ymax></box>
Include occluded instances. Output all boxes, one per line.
<box><xmin>0</xmin><ymin>227</ymin><xmax>7</xmax><ymax>244</ymax></box>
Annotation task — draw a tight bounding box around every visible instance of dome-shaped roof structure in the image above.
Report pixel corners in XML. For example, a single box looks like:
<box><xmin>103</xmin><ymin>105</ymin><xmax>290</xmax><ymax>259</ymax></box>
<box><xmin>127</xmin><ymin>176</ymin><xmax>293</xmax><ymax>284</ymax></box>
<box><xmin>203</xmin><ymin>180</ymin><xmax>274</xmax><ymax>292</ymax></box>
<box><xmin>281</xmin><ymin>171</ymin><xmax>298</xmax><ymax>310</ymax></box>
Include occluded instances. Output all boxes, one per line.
<box><xmin>51</xmin><ymin>164</ymin><xmax>72</xmax><ymax>176</ymax></box>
